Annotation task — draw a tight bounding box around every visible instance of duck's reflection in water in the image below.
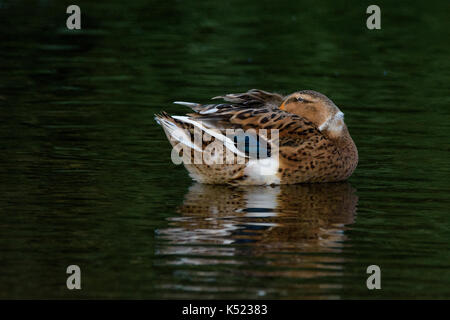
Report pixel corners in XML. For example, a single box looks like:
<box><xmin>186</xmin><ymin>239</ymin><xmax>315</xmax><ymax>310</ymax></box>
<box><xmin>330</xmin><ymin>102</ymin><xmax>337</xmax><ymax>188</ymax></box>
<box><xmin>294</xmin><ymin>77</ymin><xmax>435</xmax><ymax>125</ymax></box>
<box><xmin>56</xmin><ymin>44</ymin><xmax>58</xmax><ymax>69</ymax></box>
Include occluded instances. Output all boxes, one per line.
<box><xmin>156</xmin><ymin>183</ymin><xmax>358</xmax><ymax>295</ymax></box>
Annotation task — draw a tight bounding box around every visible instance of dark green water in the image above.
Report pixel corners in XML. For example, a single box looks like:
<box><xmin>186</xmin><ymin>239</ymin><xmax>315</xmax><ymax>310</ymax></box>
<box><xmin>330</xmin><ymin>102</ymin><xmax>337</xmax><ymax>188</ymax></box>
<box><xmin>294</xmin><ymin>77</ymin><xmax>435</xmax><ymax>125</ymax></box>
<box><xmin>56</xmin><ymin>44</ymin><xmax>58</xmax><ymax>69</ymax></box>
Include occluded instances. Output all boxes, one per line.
<box><xmin>1</xmin><ymin>0</ymin><xmax>449</xmax><ymax>299</ymax></box>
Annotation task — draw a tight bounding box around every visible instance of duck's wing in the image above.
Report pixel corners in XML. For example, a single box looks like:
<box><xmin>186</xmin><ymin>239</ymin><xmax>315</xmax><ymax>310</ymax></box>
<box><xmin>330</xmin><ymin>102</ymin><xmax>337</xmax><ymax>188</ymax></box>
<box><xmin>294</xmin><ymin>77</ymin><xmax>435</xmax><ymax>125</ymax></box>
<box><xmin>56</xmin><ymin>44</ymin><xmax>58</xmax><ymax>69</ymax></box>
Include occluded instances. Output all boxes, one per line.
<box><xmin>170</xmin><ymin>99</ymin><xmax>340</xmax><ymax>164</ymax></box>
<box><xmin>155</xmin><ymin>110</ymin><xmax>267</xmax><ymax>160</ymax></box>
<box><xmin>212</xmin><ymin>89</ymin><xmax>285</xmax><ymax>109</ymax></box>
<box><xmin>161</xmin><ymin>92</ymin><xmax>282</xmax><ymax>160</ymax></box>
<box><xmin>172</xmin><ymin>89</ymin><xmax>284</xmax><ymax>126</ymax></box>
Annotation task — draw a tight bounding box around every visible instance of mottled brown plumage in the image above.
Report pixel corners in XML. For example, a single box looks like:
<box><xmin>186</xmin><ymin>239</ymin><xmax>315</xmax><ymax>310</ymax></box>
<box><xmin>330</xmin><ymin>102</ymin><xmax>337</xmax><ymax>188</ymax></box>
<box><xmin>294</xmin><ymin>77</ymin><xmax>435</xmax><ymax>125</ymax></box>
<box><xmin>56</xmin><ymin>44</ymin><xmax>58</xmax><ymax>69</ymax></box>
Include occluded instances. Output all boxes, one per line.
<box><xmin>155</xmin><ymin>89</ymin><xmax>358</xmax><ymax>185</ymax></box>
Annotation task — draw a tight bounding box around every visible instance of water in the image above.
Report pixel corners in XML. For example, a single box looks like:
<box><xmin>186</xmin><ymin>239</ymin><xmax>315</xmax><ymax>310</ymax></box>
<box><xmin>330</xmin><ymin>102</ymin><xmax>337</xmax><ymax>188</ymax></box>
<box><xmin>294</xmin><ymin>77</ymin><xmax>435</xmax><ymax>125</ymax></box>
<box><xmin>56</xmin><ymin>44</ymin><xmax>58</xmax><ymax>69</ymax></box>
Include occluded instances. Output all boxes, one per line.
<box><xmin>0</xmin><ymin>0</ymin><xmax>449</xmax><ymax>299</ymax></box>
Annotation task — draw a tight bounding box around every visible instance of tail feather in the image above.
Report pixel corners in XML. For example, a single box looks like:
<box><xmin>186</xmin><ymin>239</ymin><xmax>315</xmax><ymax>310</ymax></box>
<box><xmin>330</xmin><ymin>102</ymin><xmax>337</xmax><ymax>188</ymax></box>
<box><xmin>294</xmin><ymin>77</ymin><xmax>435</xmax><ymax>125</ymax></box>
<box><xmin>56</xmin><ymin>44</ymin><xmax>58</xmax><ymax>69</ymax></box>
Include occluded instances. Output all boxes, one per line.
<box><xmin>154</xmin><ymin>113</ymin><xmax>202</xmax><ymax>152</ymax></box>
<box><xmin>173</xmin><ymin>101</ymin><xmax>201</xmax><ymax>108</ymax></box>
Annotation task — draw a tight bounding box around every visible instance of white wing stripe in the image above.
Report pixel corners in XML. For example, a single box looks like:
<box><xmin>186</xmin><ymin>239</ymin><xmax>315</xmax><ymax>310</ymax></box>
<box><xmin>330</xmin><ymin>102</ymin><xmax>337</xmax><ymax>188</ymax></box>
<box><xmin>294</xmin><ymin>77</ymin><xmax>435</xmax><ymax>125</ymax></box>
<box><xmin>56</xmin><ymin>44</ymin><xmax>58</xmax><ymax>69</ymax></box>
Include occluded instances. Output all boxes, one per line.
<box><xmin>172</xmin><ymin>116</ymin><xmax>247</xmax><ymax>157</ymax></box>
<box><xmin>157</xmin><ymin>117</ymin><xmax>202</xmax><ymax>152</ymax></box>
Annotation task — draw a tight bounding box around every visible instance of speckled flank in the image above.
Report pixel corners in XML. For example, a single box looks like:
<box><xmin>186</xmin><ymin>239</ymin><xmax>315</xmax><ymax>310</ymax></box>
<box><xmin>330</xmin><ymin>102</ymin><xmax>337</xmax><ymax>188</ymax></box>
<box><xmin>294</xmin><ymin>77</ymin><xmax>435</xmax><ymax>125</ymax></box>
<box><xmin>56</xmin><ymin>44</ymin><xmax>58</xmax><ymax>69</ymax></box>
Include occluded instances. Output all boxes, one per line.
<box><xmin>155</xmin><ymin>89</ymin><xmax>358</xmax><ymax>185</ymax></box>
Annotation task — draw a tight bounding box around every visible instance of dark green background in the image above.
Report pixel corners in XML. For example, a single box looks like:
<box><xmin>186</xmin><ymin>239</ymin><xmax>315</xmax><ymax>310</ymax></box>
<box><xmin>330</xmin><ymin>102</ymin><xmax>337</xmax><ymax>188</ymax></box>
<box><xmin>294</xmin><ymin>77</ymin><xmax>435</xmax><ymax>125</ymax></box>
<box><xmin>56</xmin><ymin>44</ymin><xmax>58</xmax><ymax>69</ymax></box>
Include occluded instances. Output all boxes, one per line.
<box><xmin>0</xmin><ymin>0</ymin><xmax>449</xmax><ymax>298</ymax></box>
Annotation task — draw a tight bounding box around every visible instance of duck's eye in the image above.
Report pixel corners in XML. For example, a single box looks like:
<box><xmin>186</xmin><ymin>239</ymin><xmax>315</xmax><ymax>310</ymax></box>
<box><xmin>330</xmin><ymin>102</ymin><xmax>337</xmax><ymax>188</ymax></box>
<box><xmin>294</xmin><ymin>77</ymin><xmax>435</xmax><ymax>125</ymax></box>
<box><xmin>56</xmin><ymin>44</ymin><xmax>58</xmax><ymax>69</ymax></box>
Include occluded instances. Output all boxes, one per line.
<box><xmin>297</xmin><ymin>96</ymin><xmax>305</xmax><ymax>102</ymax></box>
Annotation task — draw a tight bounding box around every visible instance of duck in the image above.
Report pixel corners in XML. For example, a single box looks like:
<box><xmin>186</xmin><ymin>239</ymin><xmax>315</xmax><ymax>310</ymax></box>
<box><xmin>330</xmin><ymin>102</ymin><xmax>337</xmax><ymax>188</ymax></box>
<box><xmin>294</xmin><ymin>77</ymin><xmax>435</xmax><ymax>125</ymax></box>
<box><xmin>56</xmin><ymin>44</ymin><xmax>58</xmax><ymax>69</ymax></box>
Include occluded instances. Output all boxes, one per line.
<box><xmin>155</xmin><ymin>89</ymin><xmax>358</xmax><ymax>185</ymax></box>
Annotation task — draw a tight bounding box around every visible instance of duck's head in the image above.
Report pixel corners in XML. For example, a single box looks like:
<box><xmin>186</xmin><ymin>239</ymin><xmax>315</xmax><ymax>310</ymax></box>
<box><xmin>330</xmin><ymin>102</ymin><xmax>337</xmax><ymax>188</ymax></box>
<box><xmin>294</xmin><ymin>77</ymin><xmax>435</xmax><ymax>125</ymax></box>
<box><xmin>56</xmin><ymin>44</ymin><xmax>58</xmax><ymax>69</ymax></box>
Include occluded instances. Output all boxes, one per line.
<box><xmin>279</xmin><ymin>90</ymin><xmax>346</xmax><ymax>138</ymax></box>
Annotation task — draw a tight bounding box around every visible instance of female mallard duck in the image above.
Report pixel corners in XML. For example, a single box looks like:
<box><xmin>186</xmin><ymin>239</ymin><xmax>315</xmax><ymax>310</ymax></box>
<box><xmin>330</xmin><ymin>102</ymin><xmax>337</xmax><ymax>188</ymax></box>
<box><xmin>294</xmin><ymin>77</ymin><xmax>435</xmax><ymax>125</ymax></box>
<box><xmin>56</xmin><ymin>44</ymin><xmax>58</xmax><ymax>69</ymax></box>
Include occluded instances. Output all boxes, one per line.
<box><xmin>155</xmin><ymin>89</ymin><xmax>358</xmax><ymax>185</ymax></box>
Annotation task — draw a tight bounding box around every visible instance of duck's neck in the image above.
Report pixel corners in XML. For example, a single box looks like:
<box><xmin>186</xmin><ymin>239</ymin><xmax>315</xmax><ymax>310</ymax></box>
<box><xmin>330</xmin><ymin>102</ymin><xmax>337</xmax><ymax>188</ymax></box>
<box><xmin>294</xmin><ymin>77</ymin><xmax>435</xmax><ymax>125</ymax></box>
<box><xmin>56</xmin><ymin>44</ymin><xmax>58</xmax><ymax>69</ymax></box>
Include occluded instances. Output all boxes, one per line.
<box><xmin>331</xmin><ymin>125</ymin><xmax>358</xmax><ymax>171</ymax></box>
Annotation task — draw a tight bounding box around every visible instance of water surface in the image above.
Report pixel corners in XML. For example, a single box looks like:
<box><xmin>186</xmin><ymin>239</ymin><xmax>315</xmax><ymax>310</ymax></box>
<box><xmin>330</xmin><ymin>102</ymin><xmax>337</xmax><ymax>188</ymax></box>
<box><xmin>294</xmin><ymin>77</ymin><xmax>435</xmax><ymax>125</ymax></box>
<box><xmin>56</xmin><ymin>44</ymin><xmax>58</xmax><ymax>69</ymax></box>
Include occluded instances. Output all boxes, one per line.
<box><xmin>0</xmin><ymin>0</ymin><xmax>449</xmax><ymax>299</ymax></box>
